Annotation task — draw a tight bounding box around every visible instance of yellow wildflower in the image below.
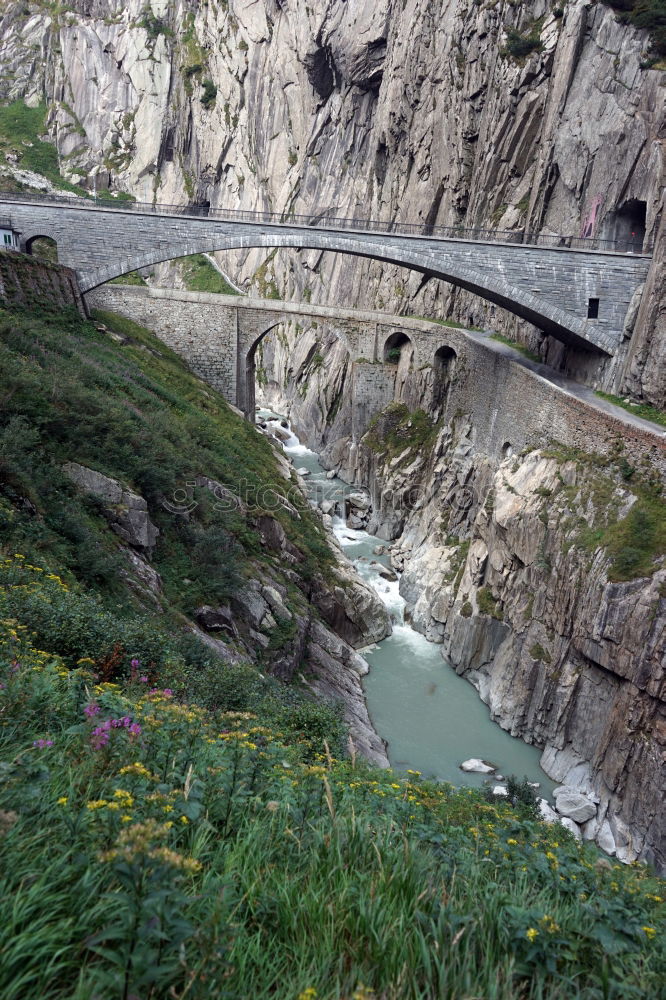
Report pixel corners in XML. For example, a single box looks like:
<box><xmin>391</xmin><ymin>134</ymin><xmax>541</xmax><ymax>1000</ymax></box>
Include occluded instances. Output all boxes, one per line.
<box><xmin>525</xmin><ymin>928</ymin><xmax>539</xmax><ymax>942</ymax></box>
<box><xmin>57</xmin><ymin>797</ymin><xmax>68</xmax><ymax>806</ymax></box>
<box><xmin>642</xmin><ymin>926</ymin><xmax>656</xmax><ymax>939</ymax></box>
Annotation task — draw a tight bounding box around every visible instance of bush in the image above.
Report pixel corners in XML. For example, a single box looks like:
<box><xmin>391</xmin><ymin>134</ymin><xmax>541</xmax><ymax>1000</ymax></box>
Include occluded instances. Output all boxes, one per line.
<box><xmin>201</xmin><ymin>79</ymin><xmax>217</xmax><ymax>108</ymax></box>
<box><xmin>603</xmin><ymin>0</ymin><xmax>666</xmax><ymax>57</ymax></box>
<box><xmin>503</xmin><ymin>28</ymin><xmax>544</xmax><ymax>59</ymax></box>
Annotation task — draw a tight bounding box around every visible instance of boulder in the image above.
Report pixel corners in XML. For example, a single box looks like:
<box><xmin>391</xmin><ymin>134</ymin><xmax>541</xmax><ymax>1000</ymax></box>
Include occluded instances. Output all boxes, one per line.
<box><xmin>346</xmin><ymin>491</ymin><xmax>371</xmax><ymax>510</ymax></box>
<box><xmin>553</xmin><ymin>786</ymin><xmax>597</xmax><ymax>823</ymax></box>
<box><xmin>62</xmin><ymin>461</ymin><xmax>159</xmax><ymax>551</ymax></box>
<box><xmin>379</xmin><ymin>567</ymin><xmax>398</xmax><ymax>582</ymax></box>
<box><xmin>538</xmin><ymin>798</ymin><xmax>559</xmax><ymax>824</ymax></box>
<box><xmin>460</xmin><ymin>758</ymin><xmax>495</xmax><ymax>774</ymax></box>
<box><xmin>326</xmin><ymin>469</ymin><xmax>337</xmax><ymax>479</ymax></box>
<box><xmin>373</xmin><ymin>545</ymin><xmax>386</xmax><ymax>556</ymax></box>
<box><xmin>492</xmin><ymin>785</ymin><xmax>508</xmax><ymax>796</ymax></box>
<box><xmin>320</xmin><ymin>500</ymin><xmax>334</xmax><ymax>515</ymax></box>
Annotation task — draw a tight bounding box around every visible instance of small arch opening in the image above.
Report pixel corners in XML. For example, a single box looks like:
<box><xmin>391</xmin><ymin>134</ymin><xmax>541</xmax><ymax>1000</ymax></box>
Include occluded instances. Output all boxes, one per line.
<box><xmin>501</xmin><ymin>441</ymin><xmax>513</xmax><ymax>458</ymax></box>
<box><xmin>383</xmin><ymin>331</ymin><xmax>412</xmax><ymax>364</ymax></box>
<box><xmin>25</xmin><ymin>235</ymin><xmax>58</xmax><ymax>263</ymax></box>
<box><xmin>432</xmin><ymin>344</ymin><xmax>457</xmax><ymax>413</ymax></box>
<box><xmin>434</xmin><ymin>344</ymin><xmax>457</xmax><ymax>373</ymax></box>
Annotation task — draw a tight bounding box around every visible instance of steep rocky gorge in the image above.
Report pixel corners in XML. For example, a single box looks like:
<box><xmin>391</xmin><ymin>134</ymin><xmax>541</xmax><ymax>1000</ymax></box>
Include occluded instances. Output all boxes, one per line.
<box><xmin>0</xmin><ymin>0</ymin><xmax>664</xmax><ymax>402</ymax></box>
<box><xmin>256</xmin><ymin>318</ymin><xmax>665</xmax><ymax>870</ymax></box>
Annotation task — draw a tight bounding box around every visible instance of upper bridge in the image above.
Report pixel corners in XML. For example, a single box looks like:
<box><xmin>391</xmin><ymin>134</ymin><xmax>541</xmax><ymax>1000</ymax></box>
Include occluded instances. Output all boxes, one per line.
<box><xmin>0</xmin><ymin>193</ymin><xmax>652</xmax><ymax>357</ymax></box>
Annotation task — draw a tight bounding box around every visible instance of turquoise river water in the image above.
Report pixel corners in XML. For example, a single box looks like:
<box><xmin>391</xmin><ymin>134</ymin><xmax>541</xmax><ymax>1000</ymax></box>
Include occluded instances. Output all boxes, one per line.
<box><xmin>260</xmin><ymin>411</ymin><xmax>555</xmax><ymax>799</ymax></box>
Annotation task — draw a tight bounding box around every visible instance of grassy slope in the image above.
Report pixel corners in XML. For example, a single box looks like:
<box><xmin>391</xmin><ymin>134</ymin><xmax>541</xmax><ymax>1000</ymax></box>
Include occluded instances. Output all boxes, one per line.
<box><xmin>0</xmin><ymin>101</ymin><xmax>86</xmax><ymax>195</ymax></box>
<box><xmin>0</xmin><ymin>616</ymin><xmax>664</xmax><ymax>1000</ymax></box>
<box><xmin>0</xmin><ymin>301</ymin><xmax>335</xmax><ymax>691</ymax></box>
<box><xmin>0</xmin><ymin>302</ymin><xmax>664</xmax><ymax>999</ymax></box>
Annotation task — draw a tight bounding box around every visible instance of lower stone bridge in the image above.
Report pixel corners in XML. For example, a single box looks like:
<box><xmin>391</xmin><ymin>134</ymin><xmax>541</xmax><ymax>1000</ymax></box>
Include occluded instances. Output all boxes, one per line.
<box><xmin>86</xmin><ymin>285</ymin><xmax>666</xmax><ymax>480</ymax></box>
<box><xmin>2</xmin><ymin>195</ymin><xmax>652</xmax><ymax>358</ymax></box>
<box><xmin>87</xmin><ymin>284</ymin><xmax>430</xmax><ymax>426</ymax></box>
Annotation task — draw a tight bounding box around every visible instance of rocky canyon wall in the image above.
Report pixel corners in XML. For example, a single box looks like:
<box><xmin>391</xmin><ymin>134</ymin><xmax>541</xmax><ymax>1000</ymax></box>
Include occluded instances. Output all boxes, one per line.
<box><xmin>255</xmin><ymin>310</ymin><xmax>665</xmax><ymax>871</ymax></box>
<box><xmin>0</xmin><ymin>0</ymin><xmax>663</xmax><ymax>402</ymax></box>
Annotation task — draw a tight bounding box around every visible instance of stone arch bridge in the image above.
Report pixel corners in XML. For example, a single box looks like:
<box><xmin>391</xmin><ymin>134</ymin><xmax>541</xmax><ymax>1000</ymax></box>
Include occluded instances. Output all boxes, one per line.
<box><xmin>1</xmin><ymin>196</ymin><xmax>652</xmax><ymax>360</ymax></box>
<box><xmin>87</xmin><ymin>284</ymin><xmax>434</xmax><ymax>425</ymax></box>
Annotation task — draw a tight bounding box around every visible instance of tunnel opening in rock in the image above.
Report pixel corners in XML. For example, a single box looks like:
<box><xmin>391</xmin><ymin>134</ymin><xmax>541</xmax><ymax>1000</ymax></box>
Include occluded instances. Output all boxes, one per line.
<box><xmin>603</xmin><ymin>199</ymin><xmax>647</xmax><ymax>252</ymax></box>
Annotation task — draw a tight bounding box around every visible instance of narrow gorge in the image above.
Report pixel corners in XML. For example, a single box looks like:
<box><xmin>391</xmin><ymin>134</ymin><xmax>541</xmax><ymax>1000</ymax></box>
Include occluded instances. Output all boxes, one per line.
<box><xmin>254</xmin><ymin>311</ymin><xmax>665</xmax><ymax>871</ymax></box>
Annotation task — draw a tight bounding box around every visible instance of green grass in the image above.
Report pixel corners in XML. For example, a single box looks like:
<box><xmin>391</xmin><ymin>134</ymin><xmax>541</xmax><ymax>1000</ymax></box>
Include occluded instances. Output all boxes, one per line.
<box><xmin>177</xmin><ymin>253</ymin><xmax>239</xmax><ymax>295</ymax></box>
<box><xmin>0</xmin><ymin>101</ymin><xmax>86</xmax><ymax>195</ymax></box>
<box><xmin>107</xmin><ymin>270</ymin><xmax>147</xmax><ymax>286</ymax></box>
<box><xmin>490</xmin><ymin>332</ymin><xmax>541</xmax><ymax>363</ymax></box>
<box><xmin>0</xmin><ymin>621</ymin><xmax>663</xmax><ymax>1000</ymax></box>
<box><xmin>538</xmin><ymin>444</ymin><xmax>665</xmax><ymax>582</ymax></box>
<box><xmin>0</xmin><ymin>301</ymin><xmax>331</xmax><ymax>629</ymax></box>
<box><xmin>595</xmin><ymin>391</ymin><xmax>666</xmax><ymax>429</ymax></box>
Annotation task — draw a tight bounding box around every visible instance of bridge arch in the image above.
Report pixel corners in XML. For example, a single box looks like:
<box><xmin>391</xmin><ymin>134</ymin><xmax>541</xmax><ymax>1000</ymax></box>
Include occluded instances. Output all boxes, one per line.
<box><xmin>78</xmin><ymin>231</ymin><xmax>607</xmax><ymax>355</ymax></box>
<box><xmin>241</xmin><ymin>315</ymin><xmax>355</xmax><ymax>420</ymax></box>
<box><xmin>23</xmin><ymin>232</ymin><xmax>59</xmax><ymax>262</ymax></box>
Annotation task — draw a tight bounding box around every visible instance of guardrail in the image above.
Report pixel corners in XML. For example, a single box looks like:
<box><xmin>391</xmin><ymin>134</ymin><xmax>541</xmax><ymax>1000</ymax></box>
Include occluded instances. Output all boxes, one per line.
<box><xmin>0</xmin><ymin>189</ymin><xmax>651</xmax><ymax>256</ymax></box>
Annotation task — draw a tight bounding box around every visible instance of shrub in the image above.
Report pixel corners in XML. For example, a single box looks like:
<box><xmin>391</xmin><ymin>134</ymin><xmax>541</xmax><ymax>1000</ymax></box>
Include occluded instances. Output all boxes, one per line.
<box><xmin>503</xmin><ymin>28</ymin><xmax>544</xmax><ymax>59</ymax></box>
<box><xmin>201</xmin><ymin>79</ymin><xmax>217</xmax><ymax>108</ymax></box>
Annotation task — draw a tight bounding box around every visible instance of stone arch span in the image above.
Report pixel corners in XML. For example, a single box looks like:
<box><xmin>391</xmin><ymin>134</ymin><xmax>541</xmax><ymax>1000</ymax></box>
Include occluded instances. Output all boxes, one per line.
<box><xmin>241</xmin><ymin>313</ymin><xmax>356</xmax><ymax>420</ymax></box>
<box><xmin>6</xmin><ymin>195</ymin><xmax>651</xmax><ymax>356</ymax></box>
<box><xmin>79</xmin><ymin>231</ymin><xmax>604</xmax><ymax>354</ymax></box>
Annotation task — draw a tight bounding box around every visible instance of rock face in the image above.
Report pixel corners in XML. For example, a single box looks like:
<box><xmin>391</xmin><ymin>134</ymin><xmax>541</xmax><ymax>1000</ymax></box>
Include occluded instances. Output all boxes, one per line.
<box><xmin>256</xmin><ymin>330</ymin><xmax>666</xmax><ymax>870</ymax></box>
<box><xmin>0</xmin><ymin>0</ymin><xmax>663</xmax><ymax>401</ymax></box>
<box><xmin>340</xmin><ymin>421</ymin><xmax>666</xmax><ymax>870</ymax></box>
<box><xmin>62</xmin><ymin>461</ymin><xmax>159</xmax><ymax>551</ymax></box>
<box><xmin>60</xmin><ymin>458</ymin><xmax>391</xmax><ymax>766</ymax></box>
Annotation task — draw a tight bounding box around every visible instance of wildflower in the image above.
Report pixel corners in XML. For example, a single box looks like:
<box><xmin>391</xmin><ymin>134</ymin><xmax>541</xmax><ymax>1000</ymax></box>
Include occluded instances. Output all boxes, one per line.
<box><xmin>642</xmin><ymin>926</ymin><xmax>656</xmax><ymax>940</ymax></box>
<box><xmin>121</xmin><ymin>814</ymin><xmax>132</xmax><ymax>822</ymax></box>
<box><xmin>266</xmin><ymin>801</ymin><xmax>280</xmax><ymax>812</ymax></box>
<box><xmin>84</xmin><ymin>703</ymin><xmax>100</xmax><ymax>718</ymax></box>
<box><xmin>525</xmin><ymin>928</ymin><xmax>539</xmax><ymax>942</ymax></box>
<box><xmin>507</xmin><ymin>838</ymin><xmax>518</xmax><ymax>846</ymax></box>
<box><xmin>86</xmin><ymin>800</ymin><xmax>108</xmax><ymax>811</ymax></box>
<box><xmin>57</xmin><ymin>797</ymin><xmax>68</xmax><ymax>806</ymax></box>
<box><xmin>180</xmin><ymin>815</ymin><xmax>189</xmax><ymax>825</ymax></box>
<box><xmin>139</xmin><ymin>675</ymin><xmax>148</xmax><ymax>683</ymax></box>
<box><xmin>163</xmin><ymin>688</ymin><xmax>173</xmax><ymax>697</ymax></box>
<box><xmin>33</xmin><ymin>738</ymin><xmax>54</xmax><ymax>749</ymax></box>
<box><xmin>298</xmin><ymin>990</ymin><xmax>317</xmax><ymax>1000</ymax></box>
<box><xmin>131</xmin><ymin>659</ymin><xmax>140</xmax><ymax>668</ymax></box>
<box><xmin>129</xmin><ymin>722</ymin><xmax>142</xmax><ymax>737</ymax></box>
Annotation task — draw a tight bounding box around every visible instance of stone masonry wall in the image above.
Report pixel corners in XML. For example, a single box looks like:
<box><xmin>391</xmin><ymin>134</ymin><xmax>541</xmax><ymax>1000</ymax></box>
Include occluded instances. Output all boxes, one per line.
<box><xmin>0</xmin><ymin>250</ymin><xmax>86</xmax><ymax>316</ymax></box>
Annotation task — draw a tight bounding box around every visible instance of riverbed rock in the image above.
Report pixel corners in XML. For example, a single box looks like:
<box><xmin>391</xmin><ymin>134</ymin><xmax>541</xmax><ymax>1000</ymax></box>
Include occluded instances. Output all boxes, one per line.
<box><xmin>538</xmin><ymin>799</ymin><xmax>559</xmax><ymax>824</ymax></box>
<box><xmin>492</xmin><ymin>785</ymin><xmax>508</xmax><ymax>796</ymax></box>
<box><xmin>320</xmin><ymin>500</ymin><xmax>334</xmax><ymax>515</ymax></box>
<box><xmin>460</xmin><ymin>759</ymin><xmax>495</xmax><ymax>774</ymax></box>
<box><xmin>379</xmin><ymin>567</ymin><xmax>398</xmax><ymax>582</ymax></box>
<box><xmin>553</xmin><ymin>787</ymin><xmax>597</xmax><ymax>824</ymax></box>
<box><xmin>326</xmin><ymin>470</ymin><xmax>337</xmax><ymax>480</ymax></box>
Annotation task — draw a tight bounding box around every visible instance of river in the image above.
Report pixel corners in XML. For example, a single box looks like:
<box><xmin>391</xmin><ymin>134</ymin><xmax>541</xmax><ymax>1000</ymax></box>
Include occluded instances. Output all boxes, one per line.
<box><xmin>260</xmin><ymin>410</ymin><xmax>555</xmax><ymax>798</ymax></box>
